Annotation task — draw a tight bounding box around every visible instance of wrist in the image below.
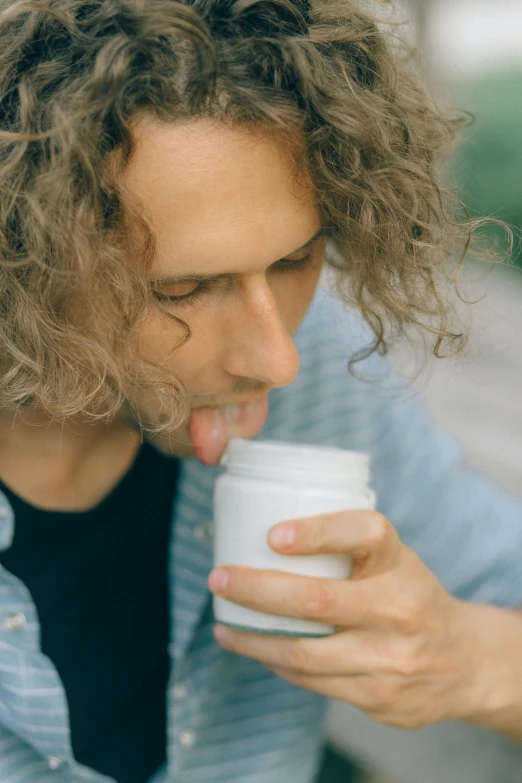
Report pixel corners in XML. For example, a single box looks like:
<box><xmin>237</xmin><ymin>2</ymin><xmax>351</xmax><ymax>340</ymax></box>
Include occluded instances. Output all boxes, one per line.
<box><xmin>453</xmin><ymin>599</ymin><xmax>522</xmax><ymax>740</ymax></box>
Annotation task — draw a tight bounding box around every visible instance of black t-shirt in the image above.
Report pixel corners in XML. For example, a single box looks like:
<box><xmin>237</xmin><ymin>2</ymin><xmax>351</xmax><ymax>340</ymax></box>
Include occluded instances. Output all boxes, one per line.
<box><xmin>0</xmin><ymin>440</ymin><xmax>179</xmax><ymax>783</ymax></box>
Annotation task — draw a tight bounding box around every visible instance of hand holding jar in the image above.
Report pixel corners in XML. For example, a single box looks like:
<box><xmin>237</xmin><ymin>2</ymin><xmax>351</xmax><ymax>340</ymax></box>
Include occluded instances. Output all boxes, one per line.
<box><xmin>208</xmin><ymin>438</ymin><xmax>522</xmax><ymax>735</ymax></box>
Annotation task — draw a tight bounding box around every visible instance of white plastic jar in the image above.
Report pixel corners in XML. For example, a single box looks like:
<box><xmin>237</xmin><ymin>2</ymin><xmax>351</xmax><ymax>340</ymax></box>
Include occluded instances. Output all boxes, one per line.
<box><xmin>213</xmin><ymin>438</ymin><xmax>376</xmax><ymax>637</ymax></box>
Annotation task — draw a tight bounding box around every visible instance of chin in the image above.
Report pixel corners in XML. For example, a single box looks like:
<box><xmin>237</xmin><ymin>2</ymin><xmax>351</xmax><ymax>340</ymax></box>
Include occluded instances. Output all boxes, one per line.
<box><xmin>119</xmin><ymin>401</ymin><xmax>195</xmax><ymax>459</ymax></box>
<box><xmin>144</xmin><ymin>428</ymin><xmax>197</xmax><ymax>460</ymax></box>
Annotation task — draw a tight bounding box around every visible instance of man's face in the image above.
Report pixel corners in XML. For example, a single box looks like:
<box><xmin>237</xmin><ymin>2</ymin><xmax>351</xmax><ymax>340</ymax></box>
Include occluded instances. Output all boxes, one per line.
<box><xmin>122</xmin><ymin>118</ymin><xmax>325</xmax><ymax>463</ymax></box>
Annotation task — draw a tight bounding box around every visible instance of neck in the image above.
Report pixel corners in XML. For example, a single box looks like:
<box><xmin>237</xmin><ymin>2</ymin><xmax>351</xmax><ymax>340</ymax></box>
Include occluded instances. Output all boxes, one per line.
<box><xmin>0</xmin><ymin>407</ymin><xmax>142</xmax><ymax>511</ymax></box>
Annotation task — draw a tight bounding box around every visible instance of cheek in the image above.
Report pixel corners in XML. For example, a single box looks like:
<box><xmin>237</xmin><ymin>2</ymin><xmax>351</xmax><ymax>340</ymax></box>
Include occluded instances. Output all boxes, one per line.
<box><xmin>138</xmin><ymin>311</ymin><xmax>183</xmax><ymax>365</ymax></box>
<box><xmin>138</xmin><ymin>308</ymin><xmax>221</xmax><ymax>385</ymax></box>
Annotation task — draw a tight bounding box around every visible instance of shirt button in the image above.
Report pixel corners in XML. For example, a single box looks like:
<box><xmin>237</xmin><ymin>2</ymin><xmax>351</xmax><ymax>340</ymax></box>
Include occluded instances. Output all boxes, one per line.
<box><xmin>193</xmin><ymin>523</ymin><xmax>214</xmax><ymax>543</ymax></box>
<box><xmin>178</xmin><ymin>729</ymin><xmax>196</xmax><ymax>748</ymax></box>
<box><xmin>3</xmin><ymin>612</ymin><xmax>27</xmax><ymax>632</ymax></box>
<box><xmin>47</xmin><ymin>756</ymin><xmax>63</xmax><ymax>770</ymax></box>
<box><xmin>173</xmin><ymin>683</ymin><xmax>187</xmax><ymax>702</ymax></box>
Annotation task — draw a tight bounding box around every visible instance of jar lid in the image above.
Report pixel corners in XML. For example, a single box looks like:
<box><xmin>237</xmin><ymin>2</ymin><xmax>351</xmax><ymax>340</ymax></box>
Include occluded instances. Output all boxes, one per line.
<box><xmin>221</xmin><ymin>438</ymin><xmax>370</xmax><ymax>487</ymax></box>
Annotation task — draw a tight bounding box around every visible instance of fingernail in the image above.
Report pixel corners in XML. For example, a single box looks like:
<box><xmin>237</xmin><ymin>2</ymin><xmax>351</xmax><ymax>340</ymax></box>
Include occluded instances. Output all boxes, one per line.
<box><xmin>214</xmin><ymin>625</ymin><xmax>229</xmax><ymax>644</ymax></box>
<box><xmin>209</xmin><ymin>568</ymin><xmax>229</xmax><ymax>594</ymax></box>
<box><xmin>268</xmin><ymin>524</ymin><xmax>296</xmax><ymax>549</ymax></box>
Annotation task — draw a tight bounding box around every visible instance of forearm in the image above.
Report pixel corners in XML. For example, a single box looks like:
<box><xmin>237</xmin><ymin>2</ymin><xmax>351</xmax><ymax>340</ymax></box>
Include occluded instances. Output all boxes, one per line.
<box><xmin>458</xmin><ymin>600</ymin><xmax>522</xmax><ymax>742</ymax></box>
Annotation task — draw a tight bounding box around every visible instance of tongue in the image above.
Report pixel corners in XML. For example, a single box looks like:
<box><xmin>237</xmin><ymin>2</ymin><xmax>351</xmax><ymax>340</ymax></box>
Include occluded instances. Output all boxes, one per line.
<box><xmin>188</xmin><ymin>396</ymin><xmax>269</xmax><ymax>466</ymax></box>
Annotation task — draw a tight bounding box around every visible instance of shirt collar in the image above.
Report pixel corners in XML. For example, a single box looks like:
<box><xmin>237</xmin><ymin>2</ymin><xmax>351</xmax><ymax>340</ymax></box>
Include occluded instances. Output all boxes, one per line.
<box><xmin>0</xmin><ymin>492</ymin><xmax>15</xmax><ymax>550</ymax></box>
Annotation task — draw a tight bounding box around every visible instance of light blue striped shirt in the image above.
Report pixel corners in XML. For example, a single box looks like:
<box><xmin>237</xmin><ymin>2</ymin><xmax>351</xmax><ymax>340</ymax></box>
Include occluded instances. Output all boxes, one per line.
<box><xmin>0</xmin><ymin>286</ymin><xmax>521</xmax><ymax>783</ymax></box>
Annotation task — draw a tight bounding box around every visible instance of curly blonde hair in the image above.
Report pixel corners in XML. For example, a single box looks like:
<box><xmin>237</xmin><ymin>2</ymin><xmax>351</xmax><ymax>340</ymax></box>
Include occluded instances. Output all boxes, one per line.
<box><xmin>0</xmin><ymin>0</ymin><xmax>471</xmax><ymax>431</ymax></box>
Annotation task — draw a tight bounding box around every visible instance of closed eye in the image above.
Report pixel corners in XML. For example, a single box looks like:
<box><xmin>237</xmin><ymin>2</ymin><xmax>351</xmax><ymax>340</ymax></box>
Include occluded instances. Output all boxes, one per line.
<box><xmin>151</xmin><ymin>250</ymin><xmax>316</xmax><ymax>308</ymax></box>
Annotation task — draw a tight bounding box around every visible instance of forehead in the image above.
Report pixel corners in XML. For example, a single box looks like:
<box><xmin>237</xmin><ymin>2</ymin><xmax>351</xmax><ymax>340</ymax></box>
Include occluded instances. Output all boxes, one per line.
<box><xmin>121</xmin><ymin>117</ymin><xmax>320</xmax><ymax>274</ymax></box>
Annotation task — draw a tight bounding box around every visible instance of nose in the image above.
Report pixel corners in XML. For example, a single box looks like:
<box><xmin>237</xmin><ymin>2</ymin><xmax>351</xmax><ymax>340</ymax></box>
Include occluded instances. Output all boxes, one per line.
<box><xmin>221</xmin><ymin>275</ymin><xmax>300</xmax><ymax>389</ymax></box>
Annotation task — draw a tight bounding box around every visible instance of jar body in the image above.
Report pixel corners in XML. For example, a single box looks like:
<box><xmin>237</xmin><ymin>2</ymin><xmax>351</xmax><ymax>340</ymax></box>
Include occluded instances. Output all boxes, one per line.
<box><xmin>213</xmin><ymin>471</ymin><xmax>375</xmax><ymax>636</ymax></box>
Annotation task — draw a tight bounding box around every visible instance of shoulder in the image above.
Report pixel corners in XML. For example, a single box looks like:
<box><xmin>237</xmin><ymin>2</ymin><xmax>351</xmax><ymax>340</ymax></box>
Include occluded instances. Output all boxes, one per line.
<box><xmin>294</xmin><ymin>285</ymin><xmax>371</xmax><ymax>360</ymax></box>
<box><xmin>263</xmin><ymin>285</ymin><xmax>446</xmax><ymax>462</ymax></box>
<box><xmin>263</xmin><ymin>285</ymin><xmax>400</xmax><ymax>447</ymax></box>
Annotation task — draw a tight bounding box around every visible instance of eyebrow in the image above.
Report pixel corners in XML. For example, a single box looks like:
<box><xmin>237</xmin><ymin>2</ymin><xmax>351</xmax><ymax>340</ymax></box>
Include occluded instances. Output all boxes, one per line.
<box><xmin>149</xmin><ymin>226</ymin><xmax>328</xmax><ymax>287</ymax></box>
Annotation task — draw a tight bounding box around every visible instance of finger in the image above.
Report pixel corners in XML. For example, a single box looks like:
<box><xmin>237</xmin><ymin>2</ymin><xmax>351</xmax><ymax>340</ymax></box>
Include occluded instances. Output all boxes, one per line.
<box><xmin>266</xmin><ymin>666</ymin><xmax>399</xmax><ymax>724</ymax></box>
<box><xmin>267</xmin><ymin>665</ymin><xmax>374</xmax><ymax>707</ymax></box>
<box><xmin>267</xmin><ymin>666</ymin><xmax>359</xmax><ymax>702</ymax></box>
<box><xmin>214</xmin><ymin>625</ymin><xmax>377</xmax><ymax>676</ymax></box>
<box><xmin>268</xmin><ymin>510</ymin><xmax>401</xmax><ymax>577</ymax></box>
<box><xmin>267</xmin><ymin>665</ymin><xmax>425</xmax><ymax>728</ymax></box>
<box><xmin>209</xmin><ymin>566</ymin><xmax>382</xmax><ymax>628</ymax></box>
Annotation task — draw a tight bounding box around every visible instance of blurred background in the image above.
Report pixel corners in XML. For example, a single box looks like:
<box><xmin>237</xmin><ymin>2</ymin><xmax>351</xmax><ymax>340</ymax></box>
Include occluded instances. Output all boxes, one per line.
<box><xmin>318</xmin><ymin>1</ymin><xmax>522</xmax><ymax>781</ymax></box>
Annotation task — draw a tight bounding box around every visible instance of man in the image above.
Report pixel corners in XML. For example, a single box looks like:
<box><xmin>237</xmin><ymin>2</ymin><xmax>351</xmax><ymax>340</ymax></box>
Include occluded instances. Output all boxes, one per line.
<box><xmin>0</xmin><ymin>1</ymin><xmax>521</xmax><ymax>783</ymax></box>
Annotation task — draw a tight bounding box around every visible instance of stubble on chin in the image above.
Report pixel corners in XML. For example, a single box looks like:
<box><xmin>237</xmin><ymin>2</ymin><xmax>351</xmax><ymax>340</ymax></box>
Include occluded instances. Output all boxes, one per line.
<box><xmin>145</xmin><ymin>427</ymin><xmax>196</xmax><ymax>459</ymax></box>
<box><xmin>118</xmin><ymin>400</ymin><xmax>195</xmax><ymax>459</ymax></box>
